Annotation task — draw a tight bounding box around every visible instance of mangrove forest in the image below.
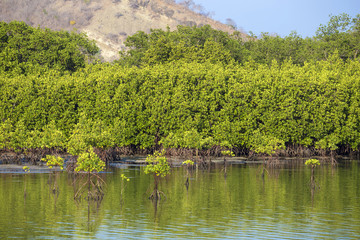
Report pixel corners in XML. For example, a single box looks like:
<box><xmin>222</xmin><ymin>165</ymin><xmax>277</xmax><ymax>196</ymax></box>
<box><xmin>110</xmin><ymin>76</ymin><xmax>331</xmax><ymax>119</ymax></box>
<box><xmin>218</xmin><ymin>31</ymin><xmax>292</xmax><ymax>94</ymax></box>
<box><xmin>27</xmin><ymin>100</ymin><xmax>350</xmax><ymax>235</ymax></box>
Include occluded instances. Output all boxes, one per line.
<box><xmin>1</xmin><ymin>14</ymin><xmax>360</xmax><ymax>164</ymax></box>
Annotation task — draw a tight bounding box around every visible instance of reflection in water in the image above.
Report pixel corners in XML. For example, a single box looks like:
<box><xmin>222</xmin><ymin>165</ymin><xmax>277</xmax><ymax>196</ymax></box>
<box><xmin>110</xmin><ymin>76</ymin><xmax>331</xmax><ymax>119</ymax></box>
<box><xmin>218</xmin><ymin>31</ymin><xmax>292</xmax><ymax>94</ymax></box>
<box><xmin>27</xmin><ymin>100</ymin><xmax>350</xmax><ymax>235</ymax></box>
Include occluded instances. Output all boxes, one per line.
<box><xmin>0</xmin><ymin>162</ymin><xmax>360</xmax><ymax>239</ymax></box>
<box><xmin>73</xmin><ymin>172</ymin><xmax>106</xmax><ymax>201</ymax></box>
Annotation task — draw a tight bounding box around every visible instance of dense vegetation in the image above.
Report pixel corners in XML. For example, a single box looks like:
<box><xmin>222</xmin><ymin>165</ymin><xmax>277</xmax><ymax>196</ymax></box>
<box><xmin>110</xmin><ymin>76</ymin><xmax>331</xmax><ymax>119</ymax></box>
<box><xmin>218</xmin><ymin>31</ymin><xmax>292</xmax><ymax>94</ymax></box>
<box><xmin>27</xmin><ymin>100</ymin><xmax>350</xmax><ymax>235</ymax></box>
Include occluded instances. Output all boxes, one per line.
<box><xmin>0</xmin><ymin>21</ymin><xmax>99</xmax><ymax>75</ymax></box>
<box><xmin>119</xmin><ymin>13</ymin><xmax>360</xmax><ymax>66</ymax></box>
<box><xmin>1</xmin><ymin>14</ymin><xmax>360</xmax><ymax>163</ymax></box>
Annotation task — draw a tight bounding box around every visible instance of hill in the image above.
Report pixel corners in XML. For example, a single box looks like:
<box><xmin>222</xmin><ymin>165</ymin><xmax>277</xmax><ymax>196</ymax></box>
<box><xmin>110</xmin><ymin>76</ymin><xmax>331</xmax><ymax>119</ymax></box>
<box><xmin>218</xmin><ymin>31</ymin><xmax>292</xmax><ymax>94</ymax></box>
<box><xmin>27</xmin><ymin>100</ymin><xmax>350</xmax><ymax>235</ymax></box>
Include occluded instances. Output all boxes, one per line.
<box><xmin>0</xmin><ymin>0</ymin><xmax>244</xmax><ymax>61</ymax></box>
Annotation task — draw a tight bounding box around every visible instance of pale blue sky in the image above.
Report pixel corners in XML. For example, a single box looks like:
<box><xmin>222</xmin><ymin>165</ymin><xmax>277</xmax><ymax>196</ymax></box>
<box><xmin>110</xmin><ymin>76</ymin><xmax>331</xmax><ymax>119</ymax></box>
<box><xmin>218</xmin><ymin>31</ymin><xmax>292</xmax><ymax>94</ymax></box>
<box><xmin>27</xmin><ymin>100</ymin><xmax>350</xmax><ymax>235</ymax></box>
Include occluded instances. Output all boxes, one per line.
<box><xmin>191</xmin><ymin>0</ymin><xmax>360</xmax><ymax>37</ymax></box>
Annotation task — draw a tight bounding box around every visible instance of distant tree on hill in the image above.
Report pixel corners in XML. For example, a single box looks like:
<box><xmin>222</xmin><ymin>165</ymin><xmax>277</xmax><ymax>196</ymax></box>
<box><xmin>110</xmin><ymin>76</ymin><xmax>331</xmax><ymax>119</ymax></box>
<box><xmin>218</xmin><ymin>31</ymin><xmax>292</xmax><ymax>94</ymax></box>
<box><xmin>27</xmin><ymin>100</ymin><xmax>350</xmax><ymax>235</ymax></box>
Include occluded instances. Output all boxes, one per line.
<box><xmin>118</xmin><ymin>25</ymin><xmax>244</xmax><ymax>66</ymax></box>
<box><xmin>225</xmin><ymin>18</ymin><xmax>237</xmax><ymax>30</ymax></box>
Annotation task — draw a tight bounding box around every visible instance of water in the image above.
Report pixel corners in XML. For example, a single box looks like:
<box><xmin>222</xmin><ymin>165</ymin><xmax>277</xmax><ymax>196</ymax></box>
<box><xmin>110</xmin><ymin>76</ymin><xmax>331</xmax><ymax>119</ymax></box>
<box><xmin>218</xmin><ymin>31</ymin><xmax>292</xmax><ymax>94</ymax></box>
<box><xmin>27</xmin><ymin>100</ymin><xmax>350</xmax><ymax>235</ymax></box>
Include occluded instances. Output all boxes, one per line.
<box><xmin>1</xmin><ymin>161</ymin><xmax>360</xmax><ymax>239</ymax></box>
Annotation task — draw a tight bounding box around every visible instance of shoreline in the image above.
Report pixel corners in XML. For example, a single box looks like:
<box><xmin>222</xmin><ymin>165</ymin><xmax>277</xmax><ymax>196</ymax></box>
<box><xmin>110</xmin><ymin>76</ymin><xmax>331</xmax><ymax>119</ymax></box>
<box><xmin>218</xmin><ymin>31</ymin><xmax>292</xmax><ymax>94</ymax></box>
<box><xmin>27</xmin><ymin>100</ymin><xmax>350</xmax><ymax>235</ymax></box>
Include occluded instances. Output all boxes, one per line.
<box><xmin>0</xmin><ymin>155</ymin><xmax>356</xmax><ymax>174</ymax></box>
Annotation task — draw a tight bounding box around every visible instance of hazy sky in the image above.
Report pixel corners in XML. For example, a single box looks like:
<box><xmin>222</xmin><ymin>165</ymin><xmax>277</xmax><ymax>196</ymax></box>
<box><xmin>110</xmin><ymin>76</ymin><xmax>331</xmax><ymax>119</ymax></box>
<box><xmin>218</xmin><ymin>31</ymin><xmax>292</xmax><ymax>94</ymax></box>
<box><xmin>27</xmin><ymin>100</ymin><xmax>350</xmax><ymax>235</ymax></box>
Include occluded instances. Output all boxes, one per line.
<box><xmin>191</xmin><ymin>0</ymin><xmax>360</xmax><ymax>37</ymax></box>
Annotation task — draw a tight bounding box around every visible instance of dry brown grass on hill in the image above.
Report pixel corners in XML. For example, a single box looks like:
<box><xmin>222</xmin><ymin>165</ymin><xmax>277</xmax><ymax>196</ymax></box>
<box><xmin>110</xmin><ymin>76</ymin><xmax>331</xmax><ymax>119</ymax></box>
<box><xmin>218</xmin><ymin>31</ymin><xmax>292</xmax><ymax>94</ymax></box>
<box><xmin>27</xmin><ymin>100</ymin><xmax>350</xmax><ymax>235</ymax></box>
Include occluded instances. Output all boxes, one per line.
<box><xmin>1</xmin><ymin>0</ymin><xmax>246</xmax><ymax>61</ymax></box>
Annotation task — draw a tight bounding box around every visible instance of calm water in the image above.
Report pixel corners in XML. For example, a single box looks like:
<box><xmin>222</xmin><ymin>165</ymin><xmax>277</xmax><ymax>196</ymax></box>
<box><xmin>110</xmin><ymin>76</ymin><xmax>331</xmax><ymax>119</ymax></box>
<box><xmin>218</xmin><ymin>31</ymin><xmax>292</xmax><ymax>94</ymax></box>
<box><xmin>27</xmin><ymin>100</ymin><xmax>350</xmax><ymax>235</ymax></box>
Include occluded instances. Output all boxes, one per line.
<box><xmin>1</xmin><ymin>161</ymin><xmax>360</xmax><ymax>239</ymax></box>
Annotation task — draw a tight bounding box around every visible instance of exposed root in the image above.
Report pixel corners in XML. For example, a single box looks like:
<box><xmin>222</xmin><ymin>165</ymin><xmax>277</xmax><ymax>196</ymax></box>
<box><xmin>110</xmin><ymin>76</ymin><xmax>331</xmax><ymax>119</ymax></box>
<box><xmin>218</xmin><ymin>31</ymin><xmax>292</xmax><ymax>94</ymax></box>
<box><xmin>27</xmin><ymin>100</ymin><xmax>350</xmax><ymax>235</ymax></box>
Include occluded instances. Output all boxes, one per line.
<box><xmin>73</xmin><ymin>173</ymin><xmax>106</xmax><ymax>201</ymax></box>
<box><xmin>149</xmin><ymin>189</ymin><xmax>166</xmax><ymax>201</ymax></box>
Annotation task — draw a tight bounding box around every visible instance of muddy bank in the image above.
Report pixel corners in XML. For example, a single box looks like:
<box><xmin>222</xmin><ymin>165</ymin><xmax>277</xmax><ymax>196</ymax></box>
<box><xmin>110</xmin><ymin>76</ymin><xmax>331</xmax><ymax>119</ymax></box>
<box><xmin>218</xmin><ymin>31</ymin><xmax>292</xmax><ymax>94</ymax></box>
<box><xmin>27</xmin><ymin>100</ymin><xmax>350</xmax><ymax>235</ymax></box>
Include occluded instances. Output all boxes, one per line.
<box><xmin>0</xmin><ymin>146</ymin><xmax>358</xmax><ymax>168</ymax></box>
<box><xmin>0</xmin><ymin>164</ymin><xmax>63</xmax><ymax>173</ymax></box>
<box><xmin>1</xmin><ymin>153</ymin><xmax>355</xmax><ymax>173</ymax></box>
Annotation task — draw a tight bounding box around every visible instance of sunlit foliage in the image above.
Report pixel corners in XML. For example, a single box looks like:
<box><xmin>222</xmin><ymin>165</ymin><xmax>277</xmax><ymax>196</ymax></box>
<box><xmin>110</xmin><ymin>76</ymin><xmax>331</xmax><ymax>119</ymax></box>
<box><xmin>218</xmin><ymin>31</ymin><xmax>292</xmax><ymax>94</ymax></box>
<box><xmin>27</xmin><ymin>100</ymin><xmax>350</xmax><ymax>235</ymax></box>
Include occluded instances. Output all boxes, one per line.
<box><xmin>1</xmin><ymin>15</ymin><xmax>360</xmax><ymax>159</ymax></box>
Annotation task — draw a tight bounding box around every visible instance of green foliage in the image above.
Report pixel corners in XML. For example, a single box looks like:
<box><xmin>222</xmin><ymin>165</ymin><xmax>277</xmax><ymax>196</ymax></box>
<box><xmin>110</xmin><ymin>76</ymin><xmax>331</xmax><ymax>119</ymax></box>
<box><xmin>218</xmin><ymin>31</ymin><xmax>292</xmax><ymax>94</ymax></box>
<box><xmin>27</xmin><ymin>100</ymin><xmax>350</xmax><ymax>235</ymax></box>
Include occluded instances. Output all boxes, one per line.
<box><xmin>41</xmin><ymin>155</ymin><xmax>64</xmax><ymax>170</ymax></box>
<box><xmin>249</xmin><ymin>130</ymin><xmax>285</xmax><ymax>156</ymax></box>
<box><xmin>182</xmin><ymin>160</ymin><xmax>194</xmax><ymax>166</ymax></box>
<box><xmin>75</xmin><ymin>147</ymin><xmax>105</xmax><ymax>173</ymax></box>
<box><xmin>0</xmin><ymin>21</ymin><xmax>99</xmax><ymax>75</ymax></box>
<box><xmin>120</xmin><ymin>174</ymin><xmax>130</xmax><ymax>182</ymax></box>
<box><xmin>316</xmin><ymin>13</ymin><xmax>353</xmax><ymax>37</ymax></box>
<box><xmin>0</xmin><ymin>119</ymin><xmax>13</xmax><ymax>150</ymax></box>
<box><xmin>41</xmin><ymin>121</ymin><xmax>66</xmax><ymax>149</ymax></box>
<box><xmin>305</xmin><ymin>159</ymin><xmax>320</xmax><ymax>167</ymax></box>
<box><xmin>119</xmin><ymin>25</ymin><xmax>242</xmax><ymax>66</ymax></box>
<box><xmin>2</xmin><ymin>55</ymin><xmax>360</xmax><ymax>155</ymax></box>
<box><xmin>1</xmin><ymin>16</ymin><xmax>360</xmax><ymax>158</ymax></box>
<box><xmin>221</xmin><ymin>150</ymin><xmax>235</xmax><ymax>157</ymax></box>
<box><xmin>144</xmin><ymin>150</ymin><xmax>170</xmax><ymax>177</ymax></box>
<box><xmin>118</xmin><ymin>14</ymin><xmax>360</xmax><ymax>67</ymax></box>
<box><xmin>161</xmin><ymin>129</ymin><xmax>215</xmax><ymax>150</ymax></box>
<box><xmin>66</xmin><ymin>115</ymin><xmax>115</xmax><ymax>155</ymax></box>
<box><xmin>66</xmin><ymin>130</ymin><xmax>88</xmax><ymax>156</ymax></box>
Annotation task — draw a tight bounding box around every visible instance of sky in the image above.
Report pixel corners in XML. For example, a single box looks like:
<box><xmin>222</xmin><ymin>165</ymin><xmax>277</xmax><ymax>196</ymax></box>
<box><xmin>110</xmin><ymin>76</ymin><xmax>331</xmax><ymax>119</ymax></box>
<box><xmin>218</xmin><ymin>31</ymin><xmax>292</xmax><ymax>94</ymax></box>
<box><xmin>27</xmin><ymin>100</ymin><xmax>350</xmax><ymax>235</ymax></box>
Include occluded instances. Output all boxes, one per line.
<box><xmin>191</xmin><ymin>0</ymin><xmax>360</xmax><ymax>38</ymax></box>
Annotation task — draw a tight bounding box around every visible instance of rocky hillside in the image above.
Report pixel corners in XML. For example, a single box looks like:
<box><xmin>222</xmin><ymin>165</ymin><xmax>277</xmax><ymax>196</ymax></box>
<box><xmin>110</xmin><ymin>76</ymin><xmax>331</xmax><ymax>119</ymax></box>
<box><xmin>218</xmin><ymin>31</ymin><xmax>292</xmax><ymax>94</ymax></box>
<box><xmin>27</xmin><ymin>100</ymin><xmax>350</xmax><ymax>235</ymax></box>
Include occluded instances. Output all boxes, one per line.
<box><xmin>0</xmin><ymin>0</ymin><xmax>245</xmax><ymax>61</ymax></box>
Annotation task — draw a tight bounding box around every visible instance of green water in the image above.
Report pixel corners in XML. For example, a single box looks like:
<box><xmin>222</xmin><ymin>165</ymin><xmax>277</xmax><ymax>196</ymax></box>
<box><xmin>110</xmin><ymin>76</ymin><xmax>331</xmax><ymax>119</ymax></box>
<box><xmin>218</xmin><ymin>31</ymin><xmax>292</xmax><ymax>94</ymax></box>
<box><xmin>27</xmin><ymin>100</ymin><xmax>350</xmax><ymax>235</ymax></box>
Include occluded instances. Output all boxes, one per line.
<box><xmin>1</xmin><ymin>162</ymin><xmax>360</xmax><ymax>239</ymax></box>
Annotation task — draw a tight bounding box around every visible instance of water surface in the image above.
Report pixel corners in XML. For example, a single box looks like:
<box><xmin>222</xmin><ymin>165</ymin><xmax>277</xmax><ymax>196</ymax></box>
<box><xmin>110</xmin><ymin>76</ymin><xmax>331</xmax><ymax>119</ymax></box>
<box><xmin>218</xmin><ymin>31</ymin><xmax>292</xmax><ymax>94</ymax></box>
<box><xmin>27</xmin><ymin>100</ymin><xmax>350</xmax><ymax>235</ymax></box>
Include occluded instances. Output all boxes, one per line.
<box><xmin>1</xmin><ymin>161</ymin><xmax>359</xmax><ymax>239</ymax></box>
